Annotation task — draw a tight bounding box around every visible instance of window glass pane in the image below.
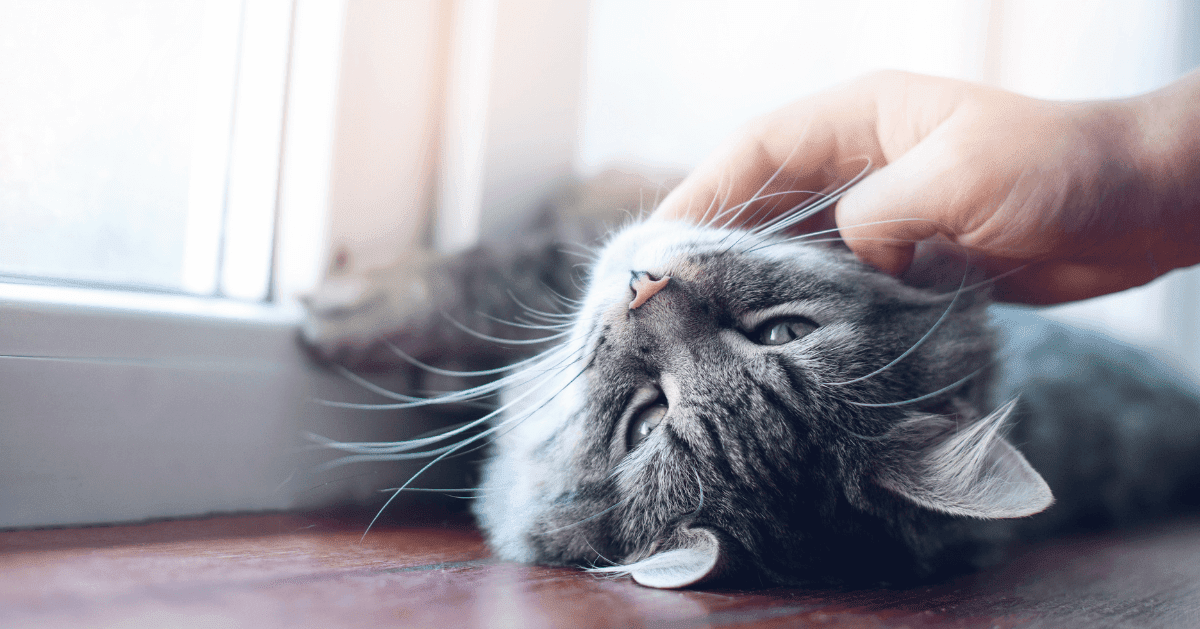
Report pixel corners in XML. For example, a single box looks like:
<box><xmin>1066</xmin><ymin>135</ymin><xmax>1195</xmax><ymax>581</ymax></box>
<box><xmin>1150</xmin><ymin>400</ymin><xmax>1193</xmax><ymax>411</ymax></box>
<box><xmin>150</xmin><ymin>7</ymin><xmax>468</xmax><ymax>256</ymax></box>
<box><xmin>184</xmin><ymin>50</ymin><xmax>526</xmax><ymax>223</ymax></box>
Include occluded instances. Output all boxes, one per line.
<box><xmin>0</xmin><ymin>0</ymin><xmax>227</xmax><ymax>293</ymax></box>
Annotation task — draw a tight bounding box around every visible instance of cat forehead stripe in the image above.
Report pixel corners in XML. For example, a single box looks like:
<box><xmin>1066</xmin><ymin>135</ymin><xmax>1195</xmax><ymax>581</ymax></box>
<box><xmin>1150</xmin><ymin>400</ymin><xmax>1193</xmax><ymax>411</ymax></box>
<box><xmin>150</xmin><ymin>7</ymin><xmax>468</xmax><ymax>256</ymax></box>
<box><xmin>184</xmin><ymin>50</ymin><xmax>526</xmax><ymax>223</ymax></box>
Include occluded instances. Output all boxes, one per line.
<box><xmin>629</xmin><ymin>272</ymin><xmax>671</xmax><ymax>310</ymax></box>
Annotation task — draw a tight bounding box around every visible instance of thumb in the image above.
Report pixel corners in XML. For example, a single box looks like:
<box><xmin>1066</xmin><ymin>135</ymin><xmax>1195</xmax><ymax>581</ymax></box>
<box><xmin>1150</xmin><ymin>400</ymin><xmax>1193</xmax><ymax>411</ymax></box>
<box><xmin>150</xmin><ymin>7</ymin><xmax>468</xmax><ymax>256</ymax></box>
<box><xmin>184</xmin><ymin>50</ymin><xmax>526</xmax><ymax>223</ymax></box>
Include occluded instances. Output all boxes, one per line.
<box><xmin>834</xmin><ymin>143</ymin><xmax>959</xmax><ymax>275</ymax></box>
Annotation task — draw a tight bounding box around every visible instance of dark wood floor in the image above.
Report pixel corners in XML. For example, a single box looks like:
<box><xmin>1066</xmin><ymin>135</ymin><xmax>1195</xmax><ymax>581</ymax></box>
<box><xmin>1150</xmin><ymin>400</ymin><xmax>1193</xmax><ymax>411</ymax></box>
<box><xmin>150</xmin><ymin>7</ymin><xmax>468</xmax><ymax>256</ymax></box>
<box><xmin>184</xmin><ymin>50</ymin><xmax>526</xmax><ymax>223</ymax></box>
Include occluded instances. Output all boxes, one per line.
<box><xmin>3</xmin><ymin>511</ymin><xmax>1200</xmax><ymax>628</ymax></box>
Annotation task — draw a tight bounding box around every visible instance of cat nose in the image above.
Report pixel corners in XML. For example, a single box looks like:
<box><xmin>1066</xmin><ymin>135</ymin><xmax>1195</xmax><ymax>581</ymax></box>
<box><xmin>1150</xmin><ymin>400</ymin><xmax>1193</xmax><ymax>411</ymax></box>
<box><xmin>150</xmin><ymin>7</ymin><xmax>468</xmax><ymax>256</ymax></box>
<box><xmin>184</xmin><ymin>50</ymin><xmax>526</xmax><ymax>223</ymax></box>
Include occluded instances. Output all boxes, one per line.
<box><xmin>629</xmin><ymin>271</ymin><xmax>671</xmax><ymax>310</ymax></box>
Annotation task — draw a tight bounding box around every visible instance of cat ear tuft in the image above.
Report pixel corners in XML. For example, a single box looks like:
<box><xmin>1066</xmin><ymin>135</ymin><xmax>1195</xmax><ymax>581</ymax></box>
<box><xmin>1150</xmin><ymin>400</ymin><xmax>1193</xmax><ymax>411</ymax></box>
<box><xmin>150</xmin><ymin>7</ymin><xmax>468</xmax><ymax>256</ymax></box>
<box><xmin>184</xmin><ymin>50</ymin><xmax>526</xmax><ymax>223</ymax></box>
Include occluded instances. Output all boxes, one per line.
<box><xmin>625</xmin><ymin>527</ymin><xmax>725</xmax><ymax>589</ymax></box>
<box><xmin>878</xmin><ymin>399</ymin><xmax>1053</xmax><ymax>519</ymax></box>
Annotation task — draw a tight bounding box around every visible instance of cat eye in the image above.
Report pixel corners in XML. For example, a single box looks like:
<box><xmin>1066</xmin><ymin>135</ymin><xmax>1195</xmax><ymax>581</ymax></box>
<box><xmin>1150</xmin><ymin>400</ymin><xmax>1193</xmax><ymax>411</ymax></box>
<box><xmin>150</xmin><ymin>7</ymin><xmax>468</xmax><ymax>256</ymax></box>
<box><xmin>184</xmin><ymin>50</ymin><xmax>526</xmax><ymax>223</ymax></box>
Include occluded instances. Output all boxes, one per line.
<box><xmin>627</xmin><ymin>403</ymin><xmax>668</xmax><ymax>449</ymax></box>
<box><xmin>754</xmin><ymin>317</ymin><xmax>818</xmax><ymax>346</ymax></box>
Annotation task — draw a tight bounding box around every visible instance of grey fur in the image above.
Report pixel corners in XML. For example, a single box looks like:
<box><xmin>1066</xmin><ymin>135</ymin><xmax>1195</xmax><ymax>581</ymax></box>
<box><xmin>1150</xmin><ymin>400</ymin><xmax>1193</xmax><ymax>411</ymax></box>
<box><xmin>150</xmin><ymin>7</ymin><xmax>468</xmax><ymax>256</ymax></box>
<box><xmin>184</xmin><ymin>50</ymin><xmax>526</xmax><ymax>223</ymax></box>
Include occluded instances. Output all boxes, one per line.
<box><xmin>304</xmin><ymin>178</ymin><xmax>1200</xmax><ymax>588</ymax></box>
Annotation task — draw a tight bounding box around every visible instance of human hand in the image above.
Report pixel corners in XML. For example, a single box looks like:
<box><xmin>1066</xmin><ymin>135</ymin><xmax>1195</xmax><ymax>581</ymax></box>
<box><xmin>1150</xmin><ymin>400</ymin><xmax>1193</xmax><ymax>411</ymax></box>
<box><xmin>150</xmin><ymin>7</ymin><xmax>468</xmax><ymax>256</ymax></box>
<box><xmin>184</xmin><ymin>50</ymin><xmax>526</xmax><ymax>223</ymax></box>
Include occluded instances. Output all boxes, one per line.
<box><xmin>652</xmin><ymin>70</ymin><xmax>1200</xmax><ymax>304</ymax></box>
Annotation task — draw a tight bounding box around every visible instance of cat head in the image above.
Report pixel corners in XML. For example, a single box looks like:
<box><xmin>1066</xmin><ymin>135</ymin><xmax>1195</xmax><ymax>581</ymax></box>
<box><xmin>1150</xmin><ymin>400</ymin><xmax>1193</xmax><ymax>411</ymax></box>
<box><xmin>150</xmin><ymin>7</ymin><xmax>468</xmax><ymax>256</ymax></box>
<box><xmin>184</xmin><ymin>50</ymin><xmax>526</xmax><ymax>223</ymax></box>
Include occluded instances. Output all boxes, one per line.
<box><xmin>472</xmin><ymin>219</ymin><xmax>1052</xmax><ymax>588</ymax></box>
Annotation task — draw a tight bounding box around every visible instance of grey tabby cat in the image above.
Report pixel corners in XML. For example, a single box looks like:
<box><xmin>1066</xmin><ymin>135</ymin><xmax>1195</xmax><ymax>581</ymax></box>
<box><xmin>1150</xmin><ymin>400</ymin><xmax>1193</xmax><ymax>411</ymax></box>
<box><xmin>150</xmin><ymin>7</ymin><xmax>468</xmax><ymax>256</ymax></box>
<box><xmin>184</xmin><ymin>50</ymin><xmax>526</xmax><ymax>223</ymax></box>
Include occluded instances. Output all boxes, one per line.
<box><xmin>304</xmin><ymin>173</ymin><xmax>1200</xmax><ymax>589</ymax></box>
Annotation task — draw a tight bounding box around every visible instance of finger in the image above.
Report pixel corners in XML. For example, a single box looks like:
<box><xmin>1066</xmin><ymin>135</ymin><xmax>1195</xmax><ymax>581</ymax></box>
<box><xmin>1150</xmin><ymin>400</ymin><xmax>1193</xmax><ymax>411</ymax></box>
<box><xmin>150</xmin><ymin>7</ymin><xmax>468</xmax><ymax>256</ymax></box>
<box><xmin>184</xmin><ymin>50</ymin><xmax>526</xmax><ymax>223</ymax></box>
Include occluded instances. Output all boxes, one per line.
<box><xmin>990</xmin><ymin>261</ymin><xmax>1162</xmax><ymax>305</ymax></box>
<box><xmin>653</xmin><ymin>81</ymin><xmax>885</xmax><ymax>228</ymax></box>
<box><xmin>998</xmin><ymin>261</ymin><xmax>1162</xmax><ymax>304</ymax></box>
<box><xmin>833</xmin><ymin>155</ymin><xmax>952</xmax><ymax>276</ymax></box>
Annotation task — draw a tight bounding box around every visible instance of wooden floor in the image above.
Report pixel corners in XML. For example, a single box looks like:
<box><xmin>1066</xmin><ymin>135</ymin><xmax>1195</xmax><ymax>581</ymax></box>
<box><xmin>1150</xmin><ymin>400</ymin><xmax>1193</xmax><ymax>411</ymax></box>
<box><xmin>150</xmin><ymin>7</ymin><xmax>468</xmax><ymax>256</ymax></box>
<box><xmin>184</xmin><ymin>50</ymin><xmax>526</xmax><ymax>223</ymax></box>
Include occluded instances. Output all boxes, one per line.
<box><xmin>3</xmin><ymin>511</ymin><xmax>1200</xmax><ymax>629</ymax></box>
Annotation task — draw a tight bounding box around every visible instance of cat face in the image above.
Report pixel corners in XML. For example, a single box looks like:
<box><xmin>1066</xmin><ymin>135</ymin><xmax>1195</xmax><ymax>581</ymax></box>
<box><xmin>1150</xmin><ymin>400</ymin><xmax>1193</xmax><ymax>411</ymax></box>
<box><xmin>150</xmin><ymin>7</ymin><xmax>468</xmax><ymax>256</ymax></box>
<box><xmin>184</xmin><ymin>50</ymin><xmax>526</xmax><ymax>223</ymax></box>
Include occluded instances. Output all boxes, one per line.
<box><xmin>472</xmin><ymin>220</ymin><xmax>1051</xmax><ymax>588</ymax></box>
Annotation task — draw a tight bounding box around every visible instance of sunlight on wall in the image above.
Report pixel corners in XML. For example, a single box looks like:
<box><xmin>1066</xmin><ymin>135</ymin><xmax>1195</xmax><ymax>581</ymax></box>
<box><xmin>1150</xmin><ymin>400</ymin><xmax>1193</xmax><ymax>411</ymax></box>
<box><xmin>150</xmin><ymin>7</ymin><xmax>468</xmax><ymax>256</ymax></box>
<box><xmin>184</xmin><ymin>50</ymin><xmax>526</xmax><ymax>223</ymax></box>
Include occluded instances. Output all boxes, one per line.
<box><xmin>578</xmin><ymin>0</ymin><xmax>992</xmax><ymax>174</ymax></box>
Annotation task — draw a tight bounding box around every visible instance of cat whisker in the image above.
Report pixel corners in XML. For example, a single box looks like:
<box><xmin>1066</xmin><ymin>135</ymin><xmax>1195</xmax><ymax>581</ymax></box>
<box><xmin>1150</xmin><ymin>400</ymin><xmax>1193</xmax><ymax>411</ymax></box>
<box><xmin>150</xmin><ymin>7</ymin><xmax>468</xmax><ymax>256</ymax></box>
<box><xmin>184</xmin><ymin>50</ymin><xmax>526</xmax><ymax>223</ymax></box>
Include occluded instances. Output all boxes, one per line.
<box><xmin>326</xmin><ymin>364</ymin><xmax>425</xmax><ymax>402</ymax></box>
<box><xmin>304</xmin><ymin>418</ymin><xmax>481</xmax><ymax>453</ymax></box>
<box><xmin>690</xmin><ymin>468</ymin><xmax>705</xmax><ymax>516</ymax></box>
<box><xmin>317</xmin><ymin>356</ymin><xmax>587</xmax><ymax>473</ymax></box>
<box><xmin>541</xmin><ymin>494</ymin><xmax>634</xmax><ymax>536</ymax></box>
<box><xmin>473</xmin><ymin>312</ymin><xmax>575</xmax><ymax>332</ymax></box>
<box><xmin>824</xmin><ymin>261</ymin><xmax>967</xmax><ymax>388</ymax></box>
<box><xmin>581</xmin><ymin>538</ymin><xmax>619</xmax><ymax>569</ymax></box>
<box><xmin>751</xmin><ymin>161</ymin><xmax>871</xmax><ymax>236</ymax></box>
<box><xmin>556</xmin><ymin>242</ymin><xmax>601</xmax><ymax>262</ymax></box>
<box><xmin>704</xmin><ymin>190</ymin><xmax>823</xmax><ymax>233</ymax></box>
<box><xmin>440</xmin><ymin>311</ymin><xmax>572</xmax><ymax>346</ymax></box>
<box><xmin>0</xmin><ymin>353</ymin><xmax>283</xmax><ymax>372</ymax></box>
<box><xmin>717</xmin><ymin>134</ymin><xmax>809</xmax><ymax>230</ymax></box>
<box><xmin>699</xmin><ymin>170</ymin><xmax>732</xmax><ymax>230</ymax></box>
<box><xmin>649</xmin><ymin>183</ymin><xmax>666</xmax><ymax>215</ymax></box>
<box><xmin>542</xmin><ymin>283</ymin><xmax>585</xmax><ymax>307</ymax></box>
<box><xmin>361</xmin><ymin>363</ymin><xmax>590</xmax><ymax>539</ymax></box>
<box><xmin>311</xmin><ymin>441</ymin><xmax>473</xmax><ymax>470</ymax></box>
<box><xmin>955</xmin><ymin>264</ymin><xmax>1031</xmax><ymax>296</ymax></box>
<box><xmin>719</xmin><ymin>161</ymin><xmax>872</xmax><ymax>254</ymax></box>
<box><xmin>847</xmin><ymin>365</ymin><xmax>989</xmax><ymax>408</ymax></box>
<box><xmin>505</xmin><ymin>289</ymin><xmax>577</xmax><ymax>321</ymax></box>
<box><xmin>320</xmin><ymin>344</ymin><xmax>582</xmax><ymax>409</ymax></box>
<box><xmin>377</xmin><ymin>486</ymin><xmax>489</xmax><ymax>495</ymax></box>
<box><xmin>287</xmin><ymin>469</ymin><xmax>390</xmax><ymax>498</ymax></box>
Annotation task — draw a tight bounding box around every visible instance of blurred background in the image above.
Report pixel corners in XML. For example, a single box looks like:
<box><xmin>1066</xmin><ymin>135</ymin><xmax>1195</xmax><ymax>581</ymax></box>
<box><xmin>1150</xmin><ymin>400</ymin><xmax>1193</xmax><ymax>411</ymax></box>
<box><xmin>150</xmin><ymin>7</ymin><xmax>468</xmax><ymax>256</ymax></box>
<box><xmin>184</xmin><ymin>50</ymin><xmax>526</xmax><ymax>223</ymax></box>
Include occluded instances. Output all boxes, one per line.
<box><xmin>2</xmin><ymin>0</ymin><xmax>1199</xmax><ymax>527</ymax></box>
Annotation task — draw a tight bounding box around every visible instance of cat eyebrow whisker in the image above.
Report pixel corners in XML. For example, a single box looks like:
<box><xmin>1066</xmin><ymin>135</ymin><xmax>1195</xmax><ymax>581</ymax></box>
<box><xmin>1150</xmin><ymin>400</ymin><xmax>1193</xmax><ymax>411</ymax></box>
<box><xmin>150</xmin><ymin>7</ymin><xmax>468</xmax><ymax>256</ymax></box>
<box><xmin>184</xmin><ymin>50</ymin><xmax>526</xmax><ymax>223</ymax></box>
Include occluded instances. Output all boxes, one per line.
<box><xmin>823</xmin><ymin>238</ymin><xmax>971</xmax><ymax>388</ymax></box>
<box><xmin>720</xmin><ymin>133</ymin><xmax>811</xmax><ymax>231</ymax></box>
<box><xmin>754</xmin><ymin>161</ymin><xmax>872</xmax><ymax>236</ymax></box>
<box><xmin>700</xmin><ymin>170</ymin><xmax>732</xmax><ymax>230</ymax></box>
<box><xmin>719</xmin><ymin>160</ymin><xmax>874</xmax><ymax>253</ymax></box>
<box><xmin>847</xmin><ymin>365</ymin><xmax>990</xmax><ymax>409</ymax></box>
<box><xmin>703</xmin><ymin>190</ymin><xmax>814</xmax><ymax>234</ymax></box>
<box><xmin>744</xmin><ymin>233</ymin><xmax>936</xmax><ymax>256</ymax></box>
<box><xmin>952</xmin><ymin>264</ymin><xmax>1031</xmax><ymax>297</ymax></box>
<box><xmin>715</xmin><ymin>190</ymin><xmax>821</xmax><ymax>249</ymax></box>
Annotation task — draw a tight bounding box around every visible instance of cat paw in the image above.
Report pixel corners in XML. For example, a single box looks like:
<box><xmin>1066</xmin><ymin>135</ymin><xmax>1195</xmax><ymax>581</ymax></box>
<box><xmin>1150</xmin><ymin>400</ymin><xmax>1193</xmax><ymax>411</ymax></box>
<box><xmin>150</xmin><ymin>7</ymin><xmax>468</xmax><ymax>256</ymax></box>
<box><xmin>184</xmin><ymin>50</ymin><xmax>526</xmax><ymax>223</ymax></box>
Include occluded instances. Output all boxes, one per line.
<box><xmin>299</xmin><ymin>255</ymin><xmax>435</xmax><ymax>369</ymax></box>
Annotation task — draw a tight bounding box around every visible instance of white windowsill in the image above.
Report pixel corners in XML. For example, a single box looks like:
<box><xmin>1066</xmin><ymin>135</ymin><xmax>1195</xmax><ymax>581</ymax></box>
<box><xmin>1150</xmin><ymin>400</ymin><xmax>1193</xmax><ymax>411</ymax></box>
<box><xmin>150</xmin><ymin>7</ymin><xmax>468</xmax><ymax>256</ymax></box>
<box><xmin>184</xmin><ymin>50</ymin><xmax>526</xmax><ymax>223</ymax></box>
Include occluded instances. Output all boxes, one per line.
<box><xmin>0</xmin><ymin>281</ymin><xmax>302</xmax><ymax>326</ymax></box>
<box><xmin>0</xmin><ymin>280</ymin><xmax>436</xmax><ymax>530</ymax></box>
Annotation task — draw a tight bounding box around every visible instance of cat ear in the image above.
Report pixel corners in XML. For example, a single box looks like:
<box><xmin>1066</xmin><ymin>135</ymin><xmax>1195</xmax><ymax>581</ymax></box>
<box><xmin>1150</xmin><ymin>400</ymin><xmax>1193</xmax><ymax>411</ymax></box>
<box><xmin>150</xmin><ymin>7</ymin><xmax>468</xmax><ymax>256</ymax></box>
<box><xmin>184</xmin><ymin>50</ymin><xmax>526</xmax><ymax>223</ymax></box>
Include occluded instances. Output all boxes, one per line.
<box><xmin>878</xmin><ymin>399</ymin><xmax>1054</xmax><ymax>519</ymax></box>
<box><xmin>626</xmin><ymin>527</ymin><xmax>726</xmax><ymax>589</ymax></box>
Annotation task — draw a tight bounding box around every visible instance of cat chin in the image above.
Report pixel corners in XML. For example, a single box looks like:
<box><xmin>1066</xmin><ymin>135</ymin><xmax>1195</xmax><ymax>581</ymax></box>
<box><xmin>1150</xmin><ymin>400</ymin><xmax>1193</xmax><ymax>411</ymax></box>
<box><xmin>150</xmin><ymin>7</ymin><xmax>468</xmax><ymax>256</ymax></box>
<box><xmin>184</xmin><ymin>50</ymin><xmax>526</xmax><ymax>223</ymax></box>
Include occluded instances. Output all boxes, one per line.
<box><xmin>473</xmin><ymin>374</ymin><xmax>592</xmax><ymax>563</ymax></box>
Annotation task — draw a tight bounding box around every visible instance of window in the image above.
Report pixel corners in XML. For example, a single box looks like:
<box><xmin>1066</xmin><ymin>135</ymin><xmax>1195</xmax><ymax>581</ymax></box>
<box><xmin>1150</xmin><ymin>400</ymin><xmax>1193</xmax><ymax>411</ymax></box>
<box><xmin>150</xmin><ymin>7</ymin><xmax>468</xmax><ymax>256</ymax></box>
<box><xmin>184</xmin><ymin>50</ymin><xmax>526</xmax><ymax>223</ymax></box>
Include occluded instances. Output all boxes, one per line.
<box><xmin>0</xmin><ymin>0</ymin><xmax>291</xmax><ymax>300</ymax></box>
<box><xmin>0</xmin><ymin>0</ymin><xmax>359</xmax><ymax>528</ymax></box>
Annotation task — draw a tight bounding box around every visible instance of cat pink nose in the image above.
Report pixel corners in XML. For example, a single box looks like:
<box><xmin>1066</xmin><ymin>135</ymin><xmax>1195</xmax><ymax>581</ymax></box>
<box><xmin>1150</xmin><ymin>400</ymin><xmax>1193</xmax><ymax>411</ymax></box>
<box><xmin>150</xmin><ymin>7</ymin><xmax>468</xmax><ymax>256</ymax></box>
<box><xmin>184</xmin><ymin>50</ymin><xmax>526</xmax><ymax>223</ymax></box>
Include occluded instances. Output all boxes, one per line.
<box><xmin>629</xmin><ymin>271</ymin><xmax>671</xmax><ymax>310</ymax></box>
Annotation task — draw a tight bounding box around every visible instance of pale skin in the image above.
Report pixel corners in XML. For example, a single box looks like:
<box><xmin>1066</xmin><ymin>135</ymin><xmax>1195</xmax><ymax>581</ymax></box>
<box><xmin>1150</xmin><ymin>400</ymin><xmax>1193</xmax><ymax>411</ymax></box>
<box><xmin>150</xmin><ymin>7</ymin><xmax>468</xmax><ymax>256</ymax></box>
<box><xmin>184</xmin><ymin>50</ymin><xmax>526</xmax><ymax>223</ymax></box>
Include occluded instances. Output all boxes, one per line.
<box><xmin>652</xmin><ymin>70</ymin><xmax>1200</xmax><ymax>304</ymax></box>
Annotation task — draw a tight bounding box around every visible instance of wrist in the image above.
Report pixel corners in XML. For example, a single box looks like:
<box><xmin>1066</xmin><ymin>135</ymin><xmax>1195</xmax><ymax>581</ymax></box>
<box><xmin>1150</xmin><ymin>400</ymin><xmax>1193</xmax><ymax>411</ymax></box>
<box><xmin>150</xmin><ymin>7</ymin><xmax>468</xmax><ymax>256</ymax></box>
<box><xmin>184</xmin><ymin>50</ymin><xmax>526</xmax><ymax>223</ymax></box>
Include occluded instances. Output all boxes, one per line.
<box><xmin>1114</xmin><ymin>76</ymin><xmax>1200</xmax><ymax>270</ymax></box>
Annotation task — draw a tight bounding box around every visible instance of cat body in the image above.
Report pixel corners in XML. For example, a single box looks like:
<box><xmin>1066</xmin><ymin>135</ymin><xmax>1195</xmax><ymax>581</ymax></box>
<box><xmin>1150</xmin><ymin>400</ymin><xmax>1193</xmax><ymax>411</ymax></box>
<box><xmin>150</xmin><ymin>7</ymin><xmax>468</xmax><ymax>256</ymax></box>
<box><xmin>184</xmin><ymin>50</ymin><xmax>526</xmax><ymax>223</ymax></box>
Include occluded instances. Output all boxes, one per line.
<box><xmin>304</xmin><ymin>177</ymin><xmax>1200</xmax><ymax>589</ymax></box>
